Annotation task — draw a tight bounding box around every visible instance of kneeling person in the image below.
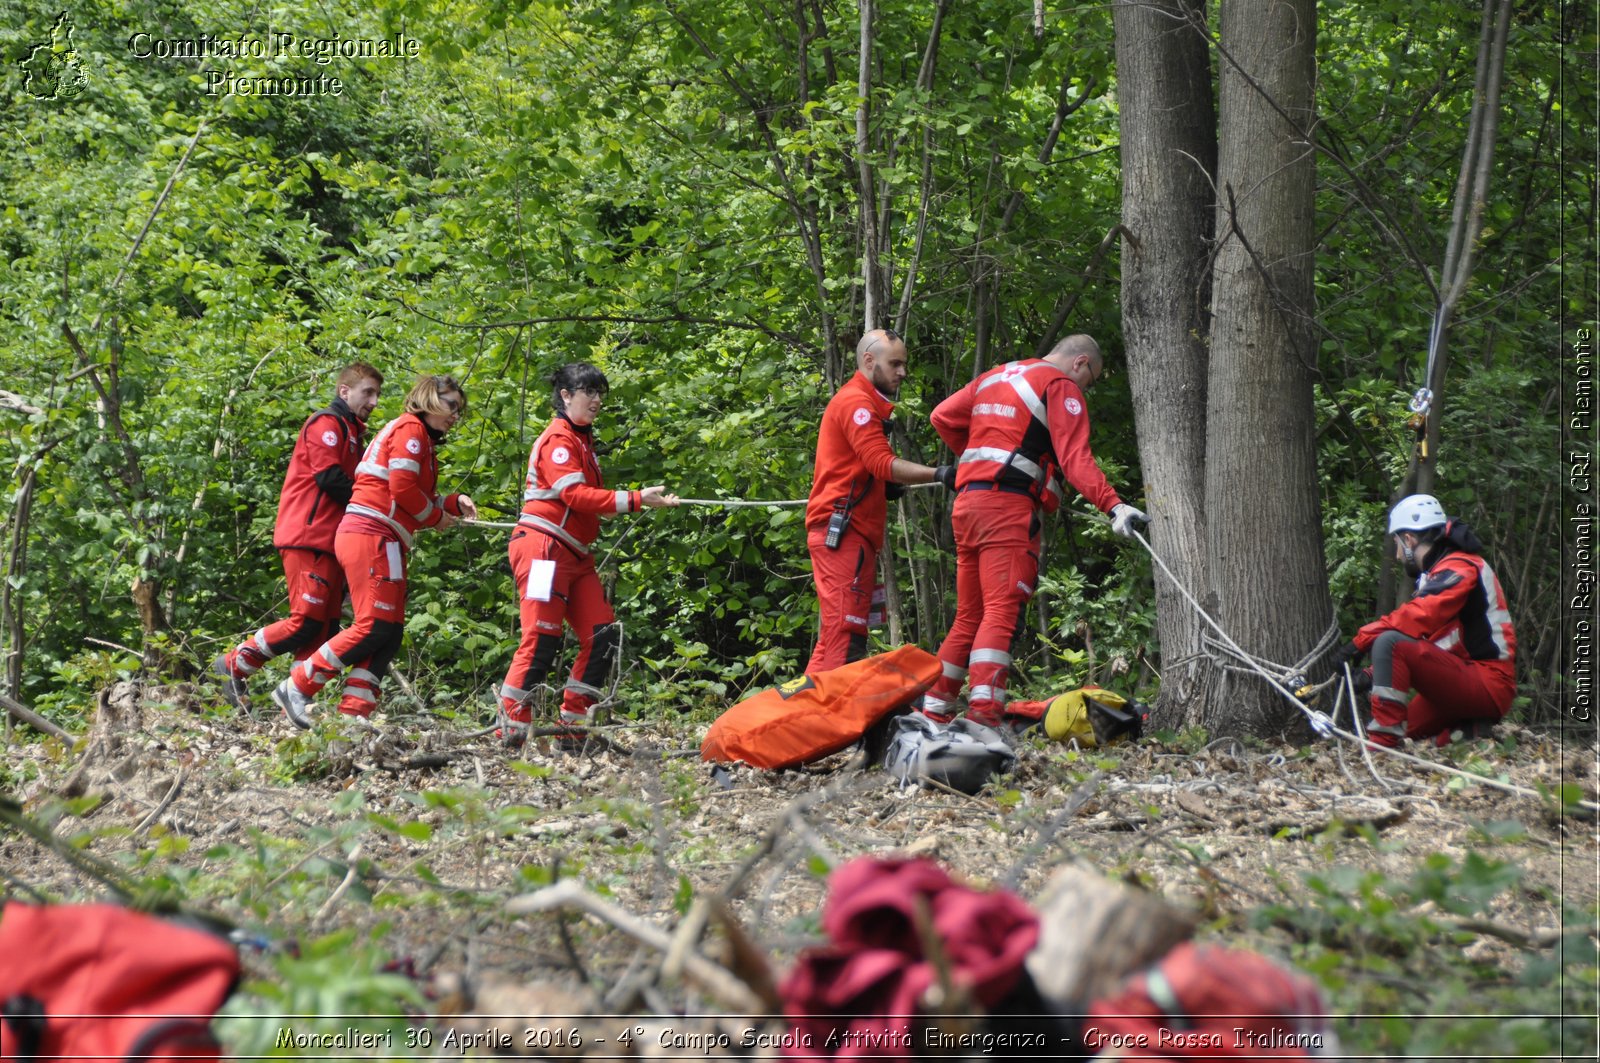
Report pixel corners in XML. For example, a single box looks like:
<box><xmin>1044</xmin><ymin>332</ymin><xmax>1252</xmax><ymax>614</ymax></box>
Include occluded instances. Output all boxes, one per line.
<box><xmin>1334</xmin><ymin>494</ymin><xmax>1517</xmax><ymax>747</ymax></box>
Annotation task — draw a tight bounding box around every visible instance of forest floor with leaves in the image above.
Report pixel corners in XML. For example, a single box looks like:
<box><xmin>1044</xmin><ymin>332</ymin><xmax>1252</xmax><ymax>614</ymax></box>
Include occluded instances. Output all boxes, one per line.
<box><xmin>3</xmin><ymin>679</ymin><xmax>1598</xmax><ymax>1060</ymax></box>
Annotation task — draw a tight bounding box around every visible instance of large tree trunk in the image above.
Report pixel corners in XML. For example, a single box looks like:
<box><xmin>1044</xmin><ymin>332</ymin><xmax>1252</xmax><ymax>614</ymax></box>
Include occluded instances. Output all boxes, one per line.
<box><xmin>1200</xmin><ymin>0</ymin><xmax>1330</xmax><ymax>737</ymax></box>
<box><xmin>855</xmin><ymin>0</ymin><xmax>889</xmax><ymax>331</ymax></box>
<box><xmin>1113</xmin><ymin>0</ymin><xmax>1217</xmax><ymax>721</ymax></box>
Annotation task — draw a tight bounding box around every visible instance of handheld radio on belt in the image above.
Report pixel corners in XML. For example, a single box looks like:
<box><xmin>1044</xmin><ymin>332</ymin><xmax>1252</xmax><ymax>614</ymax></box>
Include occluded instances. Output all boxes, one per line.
<box><xmin>824</xmin><ymin>477</ymin><xmax>876</xmax><ymax>550</ymax></box>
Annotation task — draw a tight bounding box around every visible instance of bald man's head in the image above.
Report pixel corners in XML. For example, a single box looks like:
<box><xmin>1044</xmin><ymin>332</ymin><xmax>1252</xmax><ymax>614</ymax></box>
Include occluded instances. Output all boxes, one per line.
<box><xmin>1045</xmin><ymin>333</ymin><xmax>1103</xmax><ymax>392</ymax></box>
<box><xmin>856</xmin><ymin>328</ymin><xmax>909</xmax><ymax>398</ymax></box>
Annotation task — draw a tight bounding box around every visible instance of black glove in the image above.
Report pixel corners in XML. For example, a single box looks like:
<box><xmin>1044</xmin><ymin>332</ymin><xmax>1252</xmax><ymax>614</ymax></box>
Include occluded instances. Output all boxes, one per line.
<box><xmin>1330</xmin><ymin>640</ymin><xmax>1364</xmax><ymax>668</ymax></box>
<box><xmin>934</xmin><ymin>465</ymin><xmax>957</xmax><ymax>492</ymax></box>
<box><xmin>1351</xmin><ymin>669</ymin><xmax>1374</xmax><ymax>697</ymax></box>
<box><xmin>885</xmin><ymin>481</ymin><xmax>906</xmax><ymax>502</ymax></box>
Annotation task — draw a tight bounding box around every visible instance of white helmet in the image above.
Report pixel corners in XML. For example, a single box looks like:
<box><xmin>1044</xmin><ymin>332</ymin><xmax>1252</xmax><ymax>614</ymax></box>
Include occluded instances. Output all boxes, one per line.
<box><xmin>1388</xmin><ymin>494</ymin><xmax>1447</xmax><ymax>535</ymax></box>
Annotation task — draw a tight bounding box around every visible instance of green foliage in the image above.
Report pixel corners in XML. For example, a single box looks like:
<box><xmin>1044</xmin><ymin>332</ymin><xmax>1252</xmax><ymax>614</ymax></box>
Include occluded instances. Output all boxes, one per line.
<box><xmin>1257</xmin><ymin>838</ymin><xmax>1599</xmax><ymax>1058</ymax></box>
<box><xmin>0</xmin><ymin>0</ymin><xmax>1141</xmax><ymax>724</ymax></box>
<box><xmin>0</xmin><ymin>0</ymin><xmax>1570</xmax><ymax>732</ymax></box>
<box><xmin>220</xmin><ymin>927</ymin><xmax>426</xmax><ymax>1057</ymax></box>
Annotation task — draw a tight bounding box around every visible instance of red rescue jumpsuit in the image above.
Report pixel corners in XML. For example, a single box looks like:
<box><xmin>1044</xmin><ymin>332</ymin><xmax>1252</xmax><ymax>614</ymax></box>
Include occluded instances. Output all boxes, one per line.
<box><xmin>1353</xmin><ymin>523</ymin><xmax>1517</xmax><ymax>746</ymax></box>
<box><xmin>805</xmin><ymin>371</ymin><xmax>898</xmax><ymax>673</ymax></box>
<box><xmin>499</xmin><ymin>416</ymin><xmax>643</xmax><ymax>729</ymax></box>
<box><xmin>220</xmin><ymin>398</ymin><xmax>365</xmax><ymax>679</ymax></box>
<box><xmin>287</xmin><ymin>413</ymin><xmax>462</xmax><ymax>717</ymax></box>
<box><xmin>923</xmin><ymin>360</ymin><xmax>1122</xmax><ymax>725</ymax></box>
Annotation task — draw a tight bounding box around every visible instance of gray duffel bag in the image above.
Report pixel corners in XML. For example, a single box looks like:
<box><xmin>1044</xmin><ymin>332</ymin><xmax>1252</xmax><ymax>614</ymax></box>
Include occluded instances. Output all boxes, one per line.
<box><xmin>883</xmin><ymin>713</ymin><xmax>1016</xmax><ymax>794</ymax></box>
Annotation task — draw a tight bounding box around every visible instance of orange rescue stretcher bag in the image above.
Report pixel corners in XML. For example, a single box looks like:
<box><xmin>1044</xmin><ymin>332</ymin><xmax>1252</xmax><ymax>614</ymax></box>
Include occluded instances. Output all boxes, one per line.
<box><xmin>701</xmin><ymin>646</ymin><xmax>940</xmax><ymax>770</ymax></box>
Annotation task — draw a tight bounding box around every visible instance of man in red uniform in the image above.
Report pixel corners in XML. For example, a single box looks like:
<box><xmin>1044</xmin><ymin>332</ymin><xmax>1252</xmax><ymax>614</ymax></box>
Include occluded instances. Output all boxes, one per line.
<box><xmin>1332</xmin><ymin>494</ymin><xmax>1517</xmax><ymax>747</ymax></box>
<box><xmin>805</xmin><ymin>329</ymin><xmax>950</xmax><ymax>673</ymax></box>
<box><xmin>210</xmin><ymin>362</ymin><xmax>382</xmax><ymax>709</ymax></box>
<box><xmin>921</xmin><ymin>334</ymin><xmax>1146</xmax><ymax>727</ymax></box>
<box><xmin>273</xmin><ymin>375</ymin><xmax>476</xmax><ymax>725</ymax></box>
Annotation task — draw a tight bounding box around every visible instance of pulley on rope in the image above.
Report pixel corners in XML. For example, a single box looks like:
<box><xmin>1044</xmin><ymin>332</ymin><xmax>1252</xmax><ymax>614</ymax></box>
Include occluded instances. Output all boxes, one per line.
<box><xmin>1406</xmin><ymin>309</ymin><xmax>1444</xmax><ymax>461</ymax></box>
<box><xmin>1407</xmin><ymin>387</ymin><xmax>1434</xmax><ymax>459</ymax></box>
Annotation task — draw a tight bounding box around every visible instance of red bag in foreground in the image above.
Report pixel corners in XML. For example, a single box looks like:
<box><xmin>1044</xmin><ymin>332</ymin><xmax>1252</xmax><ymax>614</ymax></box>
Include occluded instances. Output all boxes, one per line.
<box><xmin>1085</xmin><ymin>941</ymin><xmax>1334</xmax><ymax>1058</ymax></box>
<box><xmin>0</xmin><ymin>901</ymin><xmax>240</xmax><ymax>1062</ymax></box>
<box><xmin>701</xmin><ymin>646</ymin><xmax>939</xmax><ymax>770</ymax></box>
<box><xmin>779</xmin><ymin>858</ymin><xmax>1040</xmax><ymax>1058</ymax></box>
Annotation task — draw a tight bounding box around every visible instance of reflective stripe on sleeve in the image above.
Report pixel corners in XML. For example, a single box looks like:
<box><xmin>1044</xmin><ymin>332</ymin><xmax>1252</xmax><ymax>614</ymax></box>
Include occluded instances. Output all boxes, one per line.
<box><xmin>389</xmin><ymin>458</ymin><xmax>422</xmax><ymax>473</ymax></box>
<box><xmin>550</xmin><ymin>472</ymin><xmax>585</xmax><ymax>493</ymax></box>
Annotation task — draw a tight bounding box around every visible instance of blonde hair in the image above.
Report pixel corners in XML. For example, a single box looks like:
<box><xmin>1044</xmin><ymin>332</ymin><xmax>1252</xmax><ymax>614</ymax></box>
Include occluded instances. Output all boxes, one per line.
<box><xmin>403</xmin><ymin>374</ymin><xmax>467</xmax><ymax>418</ymax></box>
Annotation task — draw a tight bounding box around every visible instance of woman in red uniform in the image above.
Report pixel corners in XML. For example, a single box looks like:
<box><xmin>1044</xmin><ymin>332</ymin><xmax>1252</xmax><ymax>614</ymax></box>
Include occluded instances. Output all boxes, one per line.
<box><xmin>497</xmin><ymin>363</ymin><xmax>678</xmax><ymax>748</ymax></box>
<box><xmin>272</xmin><ymin>375</ymin><xmax>477</xmax><ymax>726</ymax></box>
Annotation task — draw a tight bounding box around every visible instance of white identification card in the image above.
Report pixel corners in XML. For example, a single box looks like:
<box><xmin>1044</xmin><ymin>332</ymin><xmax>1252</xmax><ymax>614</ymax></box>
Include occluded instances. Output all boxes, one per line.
<box><xmin>525</xmin><ymin>559</ymin><xmax>556</xmax><ymax>601</ymax></box>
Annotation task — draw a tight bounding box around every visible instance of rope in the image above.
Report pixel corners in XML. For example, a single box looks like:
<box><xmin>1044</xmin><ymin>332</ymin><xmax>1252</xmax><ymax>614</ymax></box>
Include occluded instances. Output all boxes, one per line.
<box><xmin>461</xmin><ymin>481</ymin><xmax>946</xmax><ymax>526</ymax></box>
<box><xmin>1203</xmin><ymin>617</ymin><xmax>1339</xmax><ymax>684</ymax></box>
<box><xmin>676</xmin><ymin>497</ymin><xmax>806</xmax><ymax>508</ymax></box>
<box><xmin>1129</xmin><ymin>527</ymin><xmax>1600</xmax><ymax>813</ymax></box>
<box><xmin>1409</xmin><ymin>308</ymin><xmax>1444</xmax><ymax>418</ymax></box>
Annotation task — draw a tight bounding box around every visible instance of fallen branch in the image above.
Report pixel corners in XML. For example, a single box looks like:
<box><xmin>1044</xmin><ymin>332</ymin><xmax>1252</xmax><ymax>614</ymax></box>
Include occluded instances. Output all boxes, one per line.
<box><xmin>505</xmin><ymin>878</ymin><xmax>764</xmax><ymax>1012</ymax></box>
<box><xmin>1258</xmin><ymin>802</ymin><xmax>1410</xmax><ymax>838</ymax></box>
<box><xmin>131</xmin><ymin>769</ymin><xmax>186</xmax><ymax>837</ymax></box>
<box><xmin>314</xmin><ymin>843</ymin><xmax>365</xmax><ymax>926</ymax></box>
<box><xmin>2</xmin><ymin>693</ymin><xmax>72</xmax><ymax>743</ymax></box>
<box><xmin>1444</xmin><ymin>917</ymin><xmax>1568</xmax><ymax>950</ymax></box>
<box><xmin>1002</xmin><ymin>770</ymin><xmax>1106</xmax><ymax>891</ymax></box>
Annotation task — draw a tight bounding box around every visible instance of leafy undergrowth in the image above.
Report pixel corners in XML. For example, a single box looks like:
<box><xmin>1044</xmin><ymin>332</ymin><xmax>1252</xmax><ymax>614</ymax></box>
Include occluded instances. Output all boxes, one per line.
<box><xmin>2</xmin><ymin>684</ymin><xmax>1596</xmax><ymax>1060</ymax></box>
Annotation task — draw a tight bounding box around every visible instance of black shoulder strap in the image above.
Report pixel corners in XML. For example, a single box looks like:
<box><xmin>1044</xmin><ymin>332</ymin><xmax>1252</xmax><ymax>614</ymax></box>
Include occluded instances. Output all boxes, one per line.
<box><xmin>322</xmin><ymin>405</ymin><xmax>352</xmax><ymax>449</ymax></box>
<box><xmin>2</xmin><ymin>994</ymin><xmax>47</xmax><ymax>1059</ymax></box>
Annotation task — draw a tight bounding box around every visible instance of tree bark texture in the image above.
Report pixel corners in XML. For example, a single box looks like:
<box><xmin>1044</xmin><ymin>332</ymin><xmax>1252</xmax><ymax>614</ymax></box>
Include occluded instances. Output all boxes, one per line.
<box><xmin>1112</xmin><ymin>0</ymin><xmax>1218</xmax><ymax>720</ymax></box>
<box><xmin>856</xmin><ymin>0</ymin><xmax>887</xmax><ymax>332</ymax></box>
<box><xmin>1201</xmin><ymin>0</ymin><xmax>1331</xmax><ymax>736</ymax></box>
